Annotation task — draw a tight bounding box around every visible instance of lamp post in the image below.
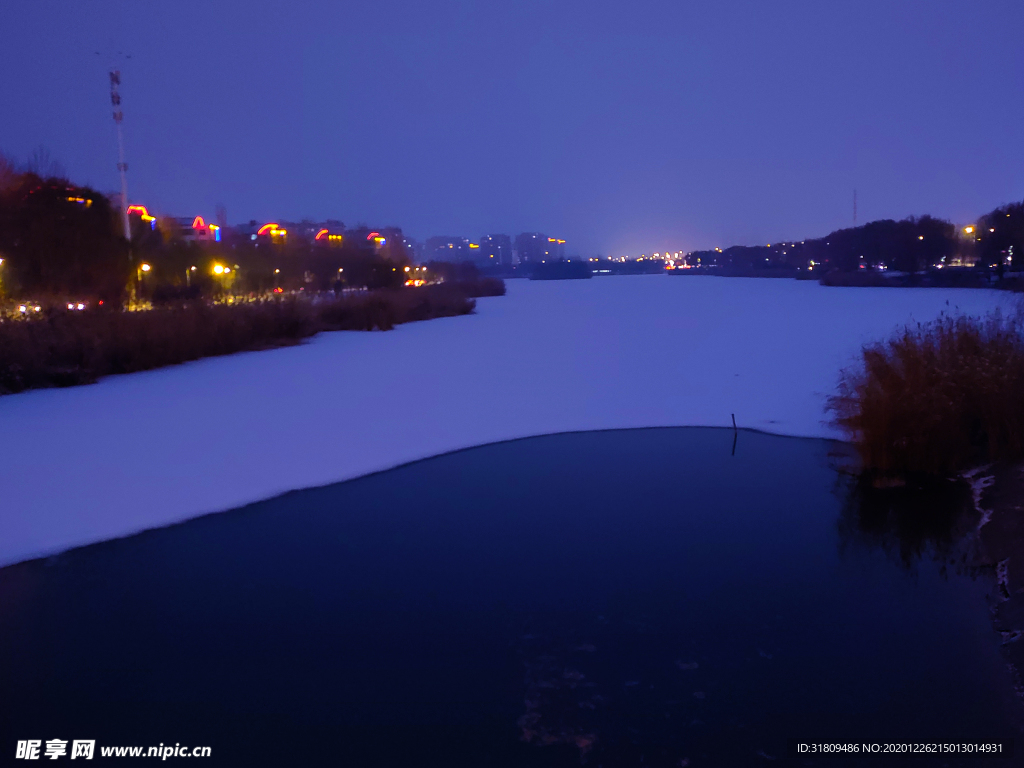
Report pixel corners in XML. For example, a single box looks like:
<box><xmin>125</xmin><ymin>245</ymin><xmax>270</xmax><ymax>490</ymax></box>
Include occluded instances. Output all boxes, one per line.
<box><xmin>137</xmin><ymin>262</ymin><xmax>150</xmax><ymax>300</ymax></box>
<box><xmin>186</xmin><ymin>265</ymin><xmax>196</xmax><ymax>288</ymax></box>
<box><xmin>213</xmin><ymin>264</ymin><xmax>231</xmax><ymax>299</ymax></box>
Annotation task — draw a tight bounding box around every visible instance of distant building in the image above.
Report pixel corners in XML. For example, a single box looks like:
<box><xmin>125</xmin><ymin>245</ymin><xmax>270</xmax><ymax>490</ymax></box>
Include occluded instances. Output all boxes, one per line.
<box><xmin>479</xmin><ymin>234</ymin><xmax>512</xmax><ymax>265</ymax></box>
<box><xmin>514</xmin><ymin>233</ymin><xmax>547</xmax><ymax>263</ymax></box>
<box><xmin>402</xmin><ymin>235</ymin><xmax>423</xmax><ymax>263</ymax></box>
<box><xmin>376</xmin><ymin>227</ymin><xmax>409</xmax><ymax>261</ymax></box>
<box><xmin>314</xmin><ymin>225</ymin><xmax>345</xmax><ymax>247</ymax></box>
<box><xmin>545</xmin><ymin>237</ymin><xmax>566</xmax><ymax>260</ymax></box>
<box><xmin>254</xmin><ymin>222</ymin><xmax>288</xmax><ymax>244</ymax></box>
<box><xmin>234</xmin><ymin>220</ymin><xmax>262</xmax><ymax>240</ymax></box>
<box><xmin>172</xmin><ymin>215</ymin><xmax>220</xmax><ymax>243</ymax></box>
<box><xmin>425</xmin><ymin>236</ymin><xmax>474</xmax><ymax>263</ymax></box>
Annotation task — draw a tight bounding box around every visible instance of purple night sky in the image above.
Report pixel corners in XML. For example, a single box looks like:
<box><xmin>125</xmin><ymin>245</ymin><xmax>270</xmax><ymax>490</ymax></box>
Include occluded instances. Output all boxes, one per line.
<box><xmin>2</xmin><ymin>0</ymin><xmax>1022</xmax><ymax>255</ymax></box>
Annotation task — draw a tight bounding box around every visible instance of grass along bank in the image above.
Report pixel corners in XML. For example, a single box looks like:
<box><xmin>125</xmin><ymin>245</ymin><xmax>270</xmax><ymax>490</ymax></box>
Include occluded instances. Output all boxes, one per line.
<box><xmin>0</xmin><ymin>280</ymin><xmax>504</xmax><ymax>395</ymax></box>
<box><xmin>828</xmin><ymin>308</ymin><xmax>1024</xmax><ymax>478</ymax></box>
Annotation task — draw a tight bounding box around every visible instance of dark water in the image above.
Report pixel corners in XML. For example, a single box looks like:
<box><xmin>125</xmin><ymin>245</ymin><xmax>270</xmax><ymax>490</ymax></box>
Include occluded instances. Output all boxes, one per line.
<box><xmin>0</xmin><ymin>428</ymin><xmax>1019</xmax><ymax>766</ymax></box>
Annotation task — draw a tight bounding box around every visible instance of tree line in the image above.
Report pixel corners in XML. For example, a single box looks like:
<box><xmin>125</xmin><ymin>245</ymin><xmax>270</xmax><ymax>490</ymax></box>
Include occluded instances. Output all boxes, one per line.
<box><xmin>686</xmin><ymin>205</ymin><xmax>1024</xmax><ymax>278</ymax></box>
<box><xmin>0</xmin><ymin>155</ymin><xmax>412</xmax><ymax>305</ymax></box>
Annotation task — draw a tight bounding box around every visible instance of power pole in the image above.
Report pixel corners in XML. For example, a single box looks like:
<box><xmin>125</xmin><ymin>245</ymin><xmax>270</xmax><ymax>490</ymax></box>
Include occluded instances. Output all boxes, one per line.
<box><xmin>110</xmin><ymin>70</ymin><xmax>130</xmax><ymax>241</ymax></box>
<box><xmin>853</xmin><ymin>189</ymin><xmax>858</xmax><ymax>226</ymax></box>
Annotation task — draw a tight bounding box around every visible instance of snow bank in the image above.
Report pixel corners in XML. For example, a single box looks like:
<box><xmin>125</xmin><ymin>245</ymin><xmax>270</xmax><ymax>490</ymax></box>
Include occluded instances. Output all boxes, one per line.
<box><xmin>0</xmin><ymin>276</ymin><xmax>1015</xmax><ymax>565</ymax></box>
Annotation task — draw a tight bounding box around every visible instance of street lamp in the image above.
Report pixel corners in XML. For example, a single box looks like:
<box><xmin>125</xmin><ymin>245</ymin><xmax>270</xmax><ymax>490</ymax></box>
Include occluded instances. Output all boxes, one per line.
<box><xmin>186</xmin><ymin>265</ymin><xmax>196</xmax><ymax>287</ymax></box>
<box><xmin>136</xmin><ymin>262</ymin><xmax>151</xmax><ymax>302</ymax></box>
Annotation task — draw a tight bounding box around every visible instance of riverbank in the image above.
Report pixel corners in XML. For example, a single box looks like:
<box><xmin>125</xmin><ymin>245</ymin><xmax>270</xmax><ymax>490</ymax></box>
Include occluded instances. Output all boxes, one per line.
<box><xmin>0</xmin><ymin>281</ymin><xmax>502</xmax><ymax>395</ymax></box>
<box><xmin>975</xmin><ymin>462</ymin><xmax>1024</xmax><ymax>695</ymax></box>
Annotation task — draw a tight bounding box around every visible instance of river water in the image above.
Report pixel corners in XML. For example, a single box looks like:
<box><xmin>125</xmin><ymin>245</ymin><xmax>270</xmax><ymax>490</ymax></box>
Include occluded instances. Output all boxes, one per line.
<box><xmin>0</xmin><ymin>428</ymin><xmax>1018</xmax><ymax>765</ymax></box>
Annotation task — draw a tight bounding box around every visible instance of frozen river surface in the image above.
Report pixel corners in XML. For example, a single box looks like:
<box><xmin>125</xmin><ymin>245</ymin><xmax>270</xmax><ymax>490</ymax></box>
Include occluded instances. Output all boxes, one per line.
<box><xmin>0</xmin><ymin>275</ymin><xmax>1014</xmax><ymax>565</ymax></box>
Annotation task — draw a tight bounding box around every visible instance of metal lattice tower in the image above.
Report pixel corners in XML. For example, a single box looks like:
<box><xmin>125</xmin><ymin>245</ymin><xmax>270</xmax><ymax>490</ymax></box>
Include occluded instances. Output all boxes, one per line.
<box><xmin>109</xmin><ymin>70</ymin><xmax>130</xmax><ymax>240</ymax></box>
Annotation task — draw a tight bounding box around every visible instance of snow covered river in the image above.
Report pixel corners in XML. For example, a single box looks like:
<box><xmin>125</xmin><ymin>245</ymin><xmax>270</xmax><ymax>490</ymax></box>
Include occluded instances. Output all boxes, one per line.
<box><xmin>0</xmin><ymin>275</ymin><xmax>1014</xmax><ymax>565</ymax></box>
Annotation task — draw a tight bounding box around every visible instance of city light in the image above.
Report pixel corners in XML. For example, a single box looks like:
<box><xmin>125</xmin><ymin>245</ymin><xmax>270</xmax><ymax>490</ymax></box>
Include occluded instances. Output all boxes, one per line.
<box><xmin>257</xmin><ymin>223</ymin><xmax>287</xmax><ymax>238</ymax></box>
<box><xmin>213</xmin><ymin>264</ymin><xmax>225</xmax><ymax>274</ymax></box>
<box><xmin>126</xmin><ymin>204</ymin><xmax>156</xmax><ymax>228</ymax></box>
<box><xmin>140</xmin><ymin>263</ymin><xmax>151</xmax><ymax>272</ymax></box>
<box><xmin>964</xmin><ymin>226</ymin><xmax>975</xmax><ymax>234</ymax></box>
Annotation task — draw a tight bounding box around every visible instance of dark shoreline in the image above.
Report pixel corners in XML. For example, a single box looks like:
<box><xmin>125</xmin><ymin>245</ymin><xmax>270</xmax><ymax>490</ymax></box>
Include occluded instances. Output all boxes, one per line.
<box><xmin>0</xmin><ymin>281</ymin><xmax>502</xmax><ymax>396</ymax></box>
<box><xmin>975</xmin><ymin>463</ymin><xmax>1024</xmax><ymax>695</ymax></box>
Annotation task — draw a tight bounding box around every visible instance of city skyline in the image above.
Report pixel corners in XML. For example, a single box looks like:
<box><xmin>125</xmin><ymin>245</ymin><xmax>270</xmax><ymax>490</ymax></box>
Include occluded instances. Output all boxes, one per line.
<box><xmin>2</xmin><ymin>0</ymin><xmax>1022</xmax><ymax>256</ymax></box>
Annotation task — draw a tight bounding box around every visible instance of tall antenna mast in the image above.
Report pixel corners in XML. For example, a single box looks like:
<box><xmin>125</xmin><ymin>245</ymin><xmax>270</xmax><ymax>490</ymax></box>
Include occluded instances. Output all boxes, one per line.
<box><xmin>853</xmin><ymin>189</ymin><xmax>858</xmax><ymax>226</ymax></box>
<box><xmin>109</xmin><ymin>70</ymin><xmax>130</xmax><ymax>241</ymax></box>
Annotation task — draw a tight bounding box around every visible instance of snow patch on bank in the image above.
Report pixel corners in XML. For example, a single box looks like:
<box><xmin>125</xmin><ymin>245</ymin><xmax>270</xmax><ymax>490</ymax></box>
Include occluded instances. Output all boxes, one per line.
<box><xmin>0</xmin><ymin>276</ymin><xmax>1014</xmax><ymax>566</ymax></box>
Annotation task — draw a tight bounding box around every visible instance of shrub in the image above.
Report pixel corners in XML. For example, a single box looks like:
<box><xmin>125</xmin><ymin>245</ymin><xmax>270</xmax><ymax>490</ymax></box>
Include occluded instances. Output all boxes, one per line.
<box><xmin>819</xmin><ymin>270</ymin><xmax>892</xmax><ymax>288</ymax></box>
<box><xmin>452</xmin><ymin>277</ymin><xmax>506</xmax><ymax>297</ymax></box>
<box><xmin>0</xmin><ymin>285</ymin><xmax>481</xmax><ymax>395</ymax></box>
<box><xmin>828</xmin><ymin>310</ymin><xmax>1024</xmax><ymax>477</ymax></box>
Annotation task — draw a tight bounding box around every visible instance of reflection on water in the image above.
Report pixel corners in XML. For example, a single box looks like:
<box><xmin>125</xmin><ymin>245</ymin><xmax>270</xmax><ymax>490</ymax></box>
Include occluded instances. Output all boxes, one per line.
<box><xmin>837</xmin><ymin>475</ymin><xmax>980</xmax><ymax>570</ymax></box>
<box><xmin>0</xmin><ymin>428</ymin><xmax>1020</xmax><ymax>766</ymax></box>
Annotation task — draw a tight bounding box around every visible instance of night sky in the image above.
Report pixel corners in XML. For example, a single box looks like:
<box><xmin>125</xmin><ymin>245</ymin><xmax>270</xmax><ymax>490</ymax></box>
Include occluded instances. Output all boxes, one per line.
<box><xmin>2</xmin><ymin>0</ymin><xmax>1022</xmax><ymax>255</ymax></box>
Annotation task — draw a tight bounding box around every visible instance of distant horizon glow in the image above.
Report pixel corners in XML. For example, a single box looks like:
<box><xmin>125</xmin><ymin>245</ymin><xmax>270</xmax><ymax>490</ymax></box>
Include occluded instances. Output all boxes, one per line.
<box><xmin>1</xmin><ymin>0</ymin><xmax>1022</xmax><ymax>256</ymax></box>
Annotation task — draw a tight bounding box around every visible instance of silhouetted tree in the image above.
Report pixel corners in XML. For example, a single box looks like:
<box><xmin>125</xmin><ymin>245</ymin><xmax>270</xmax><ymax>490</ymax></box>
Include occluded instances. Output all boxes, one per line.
<box><xmin>0</xmin><ymin>173</ymin><xmax>129</xmax><ymax>301</ymax></box>
<box><xmin>977</xmin><ymin>201</ymin><xmax>1024</xmax><ymax>275</ymax></box>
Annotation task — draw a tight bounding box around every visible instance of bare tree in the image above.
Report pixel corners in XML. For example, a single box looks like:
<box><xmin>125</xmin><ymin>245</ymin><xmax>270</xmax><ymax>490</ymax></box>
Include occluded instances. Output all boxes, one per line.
<box><xmin>26</xmin><ymin>145</ymin><xmax>67</xmax><ymax>180</ymax></box>
<box><xmin>0</xmin><ymin>151</ymin><xmax>19</xmax><ymax>192</ymax></box>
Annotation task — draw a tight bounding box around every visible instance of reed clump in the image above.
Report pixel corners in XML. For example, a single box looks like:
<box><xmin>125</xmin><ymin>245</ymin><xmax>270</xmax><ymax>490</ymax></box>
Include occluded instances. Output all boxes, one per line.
<box><xmin>0</xmin><ymin>282</ymin><xmax>488</xmax><ymax>395</ymax></box>
<box><xmin>829</xmin><ymin>310</ymin><xmax>1024</xmax><ymax>477</ymax></box>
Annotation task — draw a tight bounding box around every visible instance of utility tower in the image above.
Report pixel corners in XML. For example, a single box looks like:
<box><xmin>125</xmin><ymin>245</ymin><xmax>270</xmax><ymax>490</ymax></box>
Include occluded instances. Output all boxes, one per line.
<box><xmin>109</xmin><ymin>70</ymin><xmax>130</xmax><ymax>241</ymax></box>
<box><xmin>853</xmin><ymin>189</ymin><xmax>858</xmax><ymax>226</ymax></box>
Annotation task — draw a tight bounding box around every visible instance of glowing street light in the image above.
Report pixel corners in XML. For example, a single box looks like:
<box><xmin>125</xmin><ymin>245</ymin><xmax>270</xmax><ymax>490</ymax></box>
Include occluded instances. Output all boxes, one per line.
<box><xmin>213</xmin><ymin>264</ymin><xmax>225</xmax><ymax>275</ymax></box>
<box><xmin>186</xmin><ymin>265</ymin><xmax>196</xmax><ymax>287</ymax></box>
<box><xmin>964</xmin><ymin>226</ymin><xmax>975</xmax><ymax>234</ymax></box>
